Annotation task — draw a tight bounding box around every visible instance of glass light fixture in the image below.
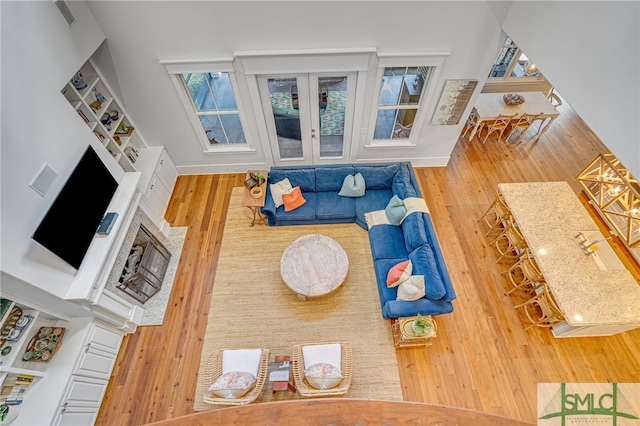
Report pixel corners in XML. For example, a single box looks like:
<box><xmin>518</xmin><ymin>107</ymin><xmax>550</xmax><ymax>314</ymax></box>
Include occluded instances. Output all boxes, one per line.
<box><xmin>577</xmin><ymin>153</ymin><xmax>640</xmax><ymax>247</ymax></box>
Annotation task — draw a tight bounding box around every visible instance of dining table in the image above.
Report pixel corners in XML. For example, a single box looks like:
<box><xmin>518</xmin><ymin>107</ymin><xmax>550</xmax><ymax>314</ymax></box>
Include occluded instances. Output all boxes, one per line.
<box><xmin>498</xmin><ymin>181</ymin><xmax>640</xmax><ymax>337</ymax></box>
<box><xmin>470</xmin><ymin>91</ymin><xmax>560</xmax><ymax>141</ymax></box>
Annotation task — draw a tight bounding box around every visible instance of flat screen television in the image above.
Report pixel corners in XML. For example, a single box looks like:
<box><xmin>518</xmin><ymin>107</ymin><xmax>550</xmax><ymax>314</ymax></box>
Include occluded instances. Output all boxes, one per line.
<box><xmin>32</xmin><ymin>145</ymin><xmax>119</xmax><ymax>269</ymax></box>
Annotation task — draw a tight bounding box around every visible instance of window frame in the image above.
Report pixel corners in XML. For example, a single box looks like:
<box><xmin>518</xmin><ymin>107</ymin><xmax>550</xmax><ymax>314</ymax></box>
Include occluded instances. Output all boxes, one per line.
<box><xmin>366</xmin><ymin>53</ymin><xmax>446</xmax><ymax>148</ymax></box>
<box><xmin>162</xmin><ymin>60</ymin><xmax>255</xmax><ymax>154</ymax></box>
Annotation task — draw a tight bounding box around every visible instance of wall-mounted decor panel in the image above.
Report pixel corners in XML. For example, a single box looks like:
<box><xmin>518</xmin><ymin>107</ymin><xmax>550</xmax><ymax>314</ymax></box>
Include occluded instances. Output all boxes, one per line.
<box><xmin>431</xmin><ymin>79</ymin><xmax>478</xmax><ymax>125</ymax></box>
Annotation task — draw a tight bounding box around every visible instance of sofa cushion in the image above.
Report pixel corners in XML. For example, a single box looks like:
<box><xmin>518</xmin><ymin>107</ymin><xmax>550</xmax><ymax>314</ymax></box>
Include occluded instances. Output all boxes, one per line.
<box><xmin>396</xmin><ymin>275</ymin><xmax>426</xmax><ymax>301</ymax></box>
<box><xmin>269</xmin><ymin>168</ymin><xmax>316</xmax><ymax>192</ymax></box>
<box><xmin>338</xmin><ymin>173</ymin><xmax>366</xmax><ymax>197</ymax></box>
<box><xmin>275</xmin><ymin>192</ymin><xmax>316</xmax><ymax>221</ymax></box>
<box><xmin>409</xmin><ymin>245</ymin><xmax>446</xmax><ymax>300</ymax></box>
<box><xmin>270</xmin><ymin>178</ymin><xmax>293</xmax><ymax>209</ymax></box>
<box><xmin>386</xmin><ymin>259</ymin><xmax>412</xmax><ymax>288</ymax></box>
<box><xmin>368</xmin><ymin>224</ymin><xmax>407</xmax><ymax>260</ymax></box>
<box><xmin>392</xmin><ymin>164</ymin><xmax>418</xmax><ymax>199</ymax></box>
<box><xmin>316</xmin><ymin>192</ymin><xmax>356</xmax><ymax>219</ymax></box>
<box><xmin>385</xmin><ymin>195</ymin><xmax>406</xmax><ymax>226</ymax></box>
<box><xmin>354</xmin><ymin>164</ymin><xmax>399</xmax><ymax>190</ymax></box>
<box><xmin>282</xmin><ymin>186</ymin><xmax>306</xmax><ymax>212</ymax></box>
<box><xmin>356</xmin><ymin>189</ymin><xmax>393</xmax><ymax>226</ymax></box>
<box><xmin>401</xmin><ymin>212</ymin><xmax>427</xmax><ymax>253</ymax></box>
<box><xmin>316</xmin><ymin>166</ymin><xmax>355</xmax><ymax>192</ymax></box>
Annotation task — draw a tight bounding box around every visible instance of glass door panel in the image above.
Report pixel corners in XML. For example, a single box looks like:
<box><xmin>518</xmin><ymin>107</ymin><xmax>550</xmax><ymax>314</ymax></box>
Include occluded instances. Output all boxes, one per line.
<box><xmin>315</xmin><ymin>75</ymin><xmax>348</xmax><ymax>159</ymax></box>
<box><xmin>267</xmin><ymin>77</ymin><xmax>304</xmax><ymax>160</ymax></box>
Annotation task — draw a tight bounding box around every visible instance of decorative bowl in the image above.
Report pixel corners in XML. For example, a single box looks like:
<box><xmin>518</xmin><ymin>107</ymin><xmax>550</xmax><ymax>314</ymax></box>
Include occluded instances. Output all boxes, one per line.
<box><xmin>503</xmin><ymin>93</ymin><xmax>525</xmax><ymax>106</ymax></box>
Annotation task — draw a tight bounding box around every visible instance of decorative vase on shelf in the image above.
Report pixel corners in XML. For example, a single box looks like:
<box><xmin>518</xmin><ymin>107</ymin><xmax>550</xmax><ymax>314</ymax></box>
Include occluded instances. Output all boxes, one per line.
<box><xmin>93</xmin><ymin>87</ymin><xmax>107</xmax><ymax>103</ymax></box>
<box><xmin>71</xmin><ymin>71</ymin><xmax>87</xmax><ymax>90</ymax></box>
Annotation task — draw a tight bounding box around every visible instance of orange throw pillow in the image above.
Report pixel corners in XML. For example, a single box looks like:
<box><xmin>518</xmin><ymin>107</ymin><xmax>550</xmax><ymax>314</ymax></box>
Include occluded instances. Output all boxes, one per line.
<box><xmin>386</xmin><ymin>259</ymin><xmax>412</xmax><ymax>288</ymax></box>
<box><xmin>282</xmin><ymin>186</ymin><xmax>306</xmax><ymax>212</ymax></box>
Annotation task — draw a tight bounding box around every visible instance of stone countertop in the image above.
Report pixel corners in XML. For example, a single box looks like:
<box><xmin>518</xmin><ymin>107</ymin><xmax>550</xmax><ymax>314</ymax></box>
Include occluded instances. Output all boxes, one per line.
<box><xmin>498</xmin><ymin>181</ymin><xmax>640</xmax><ymax>326</ymax></box>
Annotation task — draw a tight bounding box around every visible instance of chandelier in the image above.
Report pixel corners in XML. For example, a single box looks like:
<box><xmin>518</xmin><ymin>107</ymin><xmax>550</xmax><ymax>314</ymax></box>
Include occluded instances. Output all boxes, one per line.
<box><xmin>577</xmin><ymin>153</ymin><xmax>640</xmax><ymax>247</ymax></box>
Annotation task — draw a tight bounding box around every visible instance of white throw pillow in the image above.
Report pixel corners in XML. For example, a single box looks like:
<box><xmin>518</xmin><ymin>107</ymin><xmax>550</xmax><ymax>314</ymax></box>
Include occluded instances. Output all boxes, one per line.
<box><xmin>304</xmin><ymin>362</ymin><xmax>343</xmax><ymax>389</ymax></box>
<box><xmin>208</xmin><ymin>371</ymin><xmax>256</xmax><ymax>398</ymax></box>
<box><xmin>270</xmin><ymin>178</ymin><xmax>293</xmax><ymax>208</ymax></box>
<box><xmin>396</xmin><ymin>275</ymin><xmax>426</xmax><ymax>301</ymax></box>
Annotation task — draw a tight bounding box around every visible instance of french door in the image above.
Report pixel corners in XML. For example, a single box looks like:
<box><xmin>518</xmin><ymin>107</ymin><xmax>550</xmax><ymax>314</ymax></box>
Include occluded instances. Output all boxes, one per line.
<box><xmin>258</xmin><ymin>73</ymin><xmax>355</xmax><ymax>166</ymax></box>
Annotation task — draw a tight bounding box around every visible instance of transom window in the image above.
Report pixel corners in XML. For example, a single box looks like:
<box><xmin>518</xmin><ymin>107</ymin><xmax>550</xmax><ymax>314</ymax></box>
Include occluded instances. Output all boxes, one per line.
<box><xmin>179</xmin><ymin>72</ymin><xmax>248</xmax><ymax>149</ymax></box>
<box><xmin>489</xmin><ymin>37</ymin><xmax>542</xmax><ymax>79</ymax></box>
<box><xmin>373</xmin><ymin>66</ymin><xmax>432</xmax><ymax>141</ymax></box>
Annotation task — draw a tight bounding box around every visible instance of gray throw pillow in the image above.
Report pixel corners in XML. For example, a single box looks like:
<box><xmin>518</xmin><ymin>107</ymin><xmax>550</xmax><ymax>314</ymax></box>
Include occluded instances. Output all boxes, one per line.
<box><xmin>338</xmin><ymin>173</ymin><xmax>366</xmax><ymax>197</ymax></box>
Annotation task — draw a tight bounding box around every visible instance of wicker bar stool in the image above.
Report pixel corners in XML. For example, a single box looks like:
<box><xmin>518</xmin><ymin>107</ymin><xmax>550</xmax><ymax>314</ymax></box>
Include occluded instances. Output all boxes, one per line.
<box><xmin>515</xmin><ymin>283</ymin><xmax>565</xmax><ymax>330</ymax></box>
<box><xmin>479</xmin><ymin>191</ymin><xmax>512</xmax><ymax>237</ymax></box>
<box><xmin>502</xmin><ymin>248</ymin><xmax>545</xmax><ymax>296</ymax></box>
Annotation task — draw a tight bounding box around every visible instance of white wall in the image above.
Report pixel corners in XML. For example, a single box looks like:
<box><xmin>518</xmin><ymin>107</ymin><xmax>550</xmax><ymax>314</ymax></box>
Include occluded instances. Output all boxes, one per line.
<box><xmin>84</xmin><ymin>1</ymin><xmax>506</xmax><ymax>171</ymax></box>
<box><xmin>503</xmin><ymin>1</ymin><xmax>640</xmax><ymax>176</ymax></box>
<box><xmin>0</xmin><ymin>1</ymin><xmax>115</xmax><ymax>307</ymax></box>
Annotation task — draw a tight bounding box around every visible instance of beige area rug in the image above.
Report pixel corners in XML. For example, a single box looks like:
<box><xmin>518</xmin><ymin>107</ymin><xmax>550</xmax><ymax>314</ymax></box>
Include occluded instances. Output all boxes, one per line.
<box><xmin>193</xmin><ymin>187</ymin><xmax>403</xmax><ymax>410</ymax></box>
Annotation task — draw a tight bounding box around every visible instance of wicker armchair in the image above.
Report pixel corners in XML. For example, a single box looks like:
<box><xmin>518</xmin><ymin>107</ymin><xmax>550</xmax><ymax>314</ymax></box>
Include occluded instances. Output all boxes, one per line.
<box><xmin>291</xmin><ymin>342</ymin><xmax>353</xmax><ymax>397</ymax></box>
<box><xmin>203</xmin><ymin>348</ymin><xmax>269</xmax><ymax>406</ymax></box>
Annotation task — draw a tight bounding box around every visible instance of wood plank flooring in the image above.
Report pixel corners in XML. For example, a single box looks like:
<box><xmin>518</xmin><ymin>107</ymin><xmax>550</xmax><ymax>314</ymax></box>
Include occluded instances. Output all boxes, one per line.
<box><xmin>96</xmin><ymin>99</ymin><xmax>640</xmax><ymax>425</ymax></box>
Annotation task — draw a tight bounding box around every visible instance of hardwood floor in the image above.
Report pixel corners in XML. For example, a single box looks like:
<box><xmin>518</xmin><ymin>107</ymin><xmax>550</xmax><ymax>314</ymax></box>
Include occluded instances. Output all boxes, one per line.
<box><xmin>96</xmin><ymin>99</ymin><xmax>640</xmax><ymax>425</ymax></box>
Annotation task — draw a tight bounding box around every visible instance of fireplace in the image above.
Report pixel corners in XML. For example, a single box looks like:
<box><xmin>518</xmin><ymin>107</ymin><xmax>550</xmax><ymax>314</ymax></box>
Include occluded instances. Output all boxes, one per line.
<box><xmin>117</xmin><ymin>224</ymin><xmax>171</xmax><ymax>303</ymax></box>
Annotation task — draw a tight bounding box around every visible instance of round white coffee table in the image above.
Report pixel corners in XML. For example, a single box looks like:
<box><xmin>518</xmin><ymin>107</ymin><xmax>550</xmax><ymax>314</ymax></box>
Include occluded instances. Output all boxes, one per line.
<box><xmin>280</xmin><ymin>234</ymin><xmax>349</xmax><ymax>301</ymax></box>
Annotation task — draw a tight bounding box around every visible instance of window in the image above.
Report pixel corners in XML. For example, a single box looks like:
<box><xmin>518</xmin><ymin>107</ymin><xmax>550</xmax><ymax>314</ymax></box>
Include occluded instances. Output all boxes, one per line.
<box><xmin>176</xmin><ymin>71</ymin><xmax>249</xmax><ymax>152</ymax></box>
<box><xmin>489</xmin><ymin>37</ymin><xmax>541</xmax><ymax>79</ymax></box>
<box><xmin>373</xmin><ymin>66</ymin><xmax>432</xmax><ymax>142</ymax></box>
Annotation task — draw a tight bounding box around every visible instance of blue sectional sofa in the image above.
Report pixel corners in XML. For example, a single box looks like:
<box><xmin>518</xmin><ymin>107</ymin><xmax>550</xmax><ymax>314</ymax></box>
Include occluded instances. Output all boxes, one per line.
<box><xmin>261</xmin><ymin>162</ymin><xmax>456</xmax><ymax>318</ymax></box>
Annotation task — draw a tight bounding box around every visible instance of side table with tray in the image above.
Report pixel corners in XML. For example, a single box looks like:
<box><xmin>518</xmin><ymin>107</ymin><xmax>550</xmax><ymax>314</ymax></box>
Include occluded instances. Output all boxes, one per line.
<box><xmin>242</xmin><ymin>170</ymin><xmax>269</xmax><ymax>227</ymax></box>
<box><xmin>269</xmin><ymin>355</ymin><xmax>296</xmax><ymax>394</ymax></box>
<box><xmin>391</xmin><ymin>315</ymin><xmax>437</xmax><ymax>348</ymax></box>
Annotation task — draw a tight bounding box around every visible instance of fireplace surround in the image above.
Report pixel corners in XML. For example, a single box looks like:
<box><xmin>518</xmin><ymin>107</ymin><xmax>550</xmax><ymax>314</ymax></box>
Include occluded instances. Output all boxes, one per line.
<box><xmin>117</xmin><ymin>224</ymin><xmax>171</xmax><ymax>303</ymax></box>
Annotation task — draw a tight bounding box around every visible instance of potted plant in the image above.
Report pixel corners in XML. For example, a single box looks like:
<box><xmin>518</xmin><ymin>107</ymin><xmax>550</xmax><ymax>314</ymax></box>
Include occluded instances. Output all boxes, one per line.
<box><xmin>411</xmin><ymin>314</ymin><xmax>432</xmax><ymax>337</ymax></box>
<box><xmin>254</xmin><ymin>172</ymin><xmax>265</xmax><ymax>186</ymax></box>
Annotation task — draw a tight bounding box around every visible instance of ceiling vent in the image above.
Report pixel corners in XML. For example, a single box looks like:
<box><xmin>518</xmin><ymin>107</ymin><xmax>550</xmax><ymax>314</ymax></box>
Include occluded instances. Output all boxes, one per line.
<box><xmin>54</xmin><ymin>0</ymin><xmax>75</xmax><ymax>26</ymax></box>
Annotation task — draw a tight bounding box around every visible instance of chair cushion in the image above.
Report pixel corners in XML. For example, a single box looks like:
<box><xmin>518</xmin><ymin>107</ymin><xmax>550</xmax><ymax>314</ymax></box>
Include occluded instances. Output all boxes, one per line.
<box><xmin>208</xmin><ymin>371</ymin><xmax>256</xmax><ymax>398</ymax></box>
<box><xmin>385</xmin><ymin>195</ymin><xmax>406</xmax><ymax>226</ymax></box>
<box><xmin>302</xmin><ymin>343</ymin><xmax>341</xmax><ymax>369</ymax></box>
<box><xmin>304</xmin><ymin>362</ymin><xmax>343</xmax><ymax>390</ymax></box>
<box><xmin>396</xmin><ymin>275</ymin><xmax>426</xmax><ymax>301</ymax></box>
<box><xmin>269</xmin><ymin>178</ymin><xmax>293</xmax><ymax>209</ymax></box>
<box><xmin>386</xmin><ymin>260</ymin><xmax>412</xmax><ymax>288</ymax></box>
<box><xmin>338</xmin><ymin>173</ymin><xmax>366</xmax><ymax>197</ymax></box>
<box><xmin>221</xmin><ymin>349</ymin><xmax>262</xmax><ymax>376</ymax></box>
<box><xmin>282</xmin><ymin>186</ymin><xmax>306</xmax><ymax>212</ymax></box>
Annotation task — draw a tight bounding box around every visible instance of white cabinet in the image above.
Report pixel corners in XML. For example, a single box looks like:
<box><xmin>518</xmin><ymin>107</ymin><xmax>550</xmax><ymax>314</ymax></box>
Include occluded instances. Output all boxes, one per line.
<box><xmin>52</xmin><ymin>320</ymin><xmax>122</xmax><ymax>426</ymax></box>
<box><xmin>141</xmin><ymin>149</ymin><xmax>178</xmax><ymax>228</ymax></box>
<box><xmin>0</xmin><ymin>302</ymin><xmax>124</xmax><ymax>426</ymax></box>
